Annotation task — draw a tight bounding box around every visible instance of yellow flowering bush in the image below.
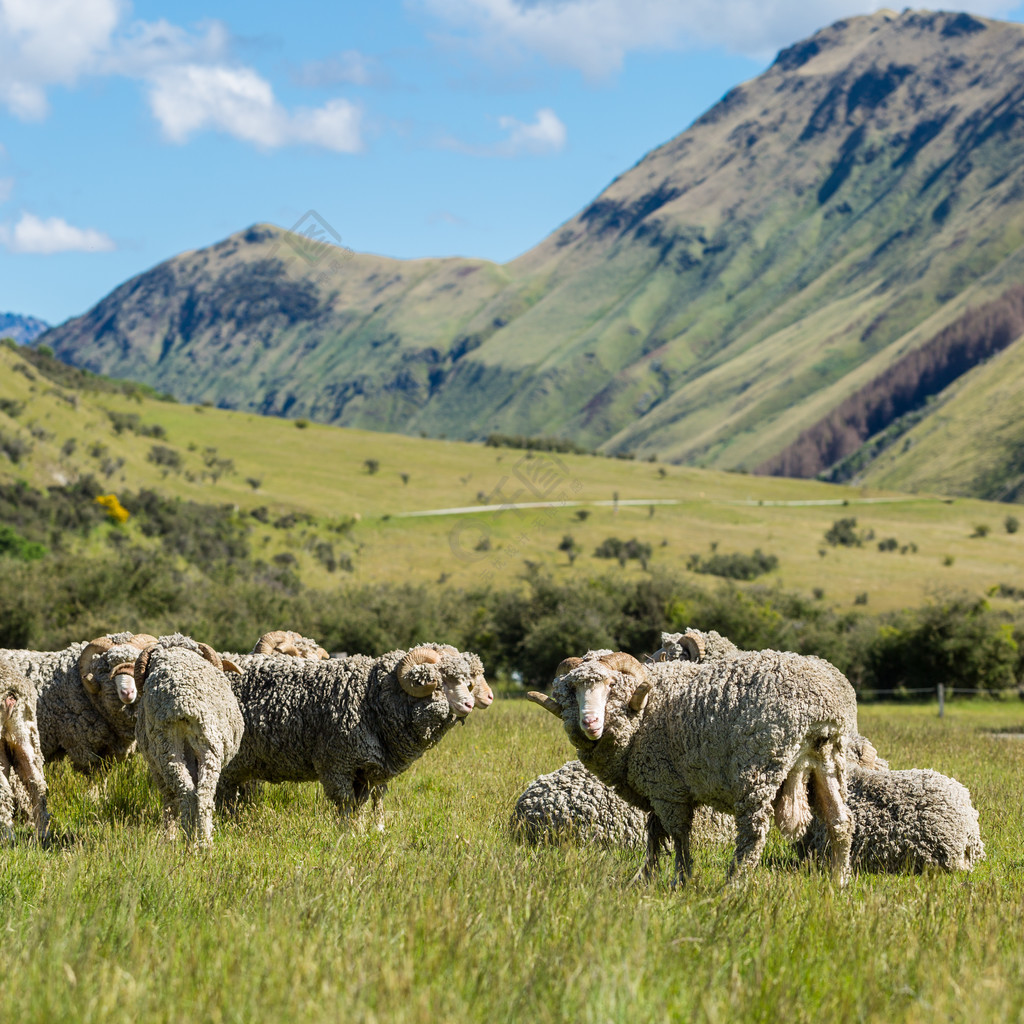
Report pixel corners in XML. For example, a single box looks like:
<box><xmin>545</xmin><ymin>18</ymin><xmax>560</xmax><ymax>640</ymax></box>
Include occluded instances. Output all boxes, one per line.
<box><xmin>95</xmin><ymin>493</ymin><xmax>130</xmax><ymax>524</ymax></box>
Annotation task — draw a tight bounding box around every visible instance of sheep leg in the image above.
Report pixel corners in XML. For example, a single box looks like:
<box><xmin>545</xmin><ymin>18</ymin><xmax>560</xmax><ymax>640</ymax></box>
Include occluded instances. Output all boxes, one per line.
<box><xmin>729</xmin><ymin>793</ymin><xmax>774</xmax><ymax>880</ymax></box>
<box><xmin>811</xmin><ymin>760</ymin><xmax>853</xmax><ymax>887</ymax></box>
<box><xmin>320</xmin><ymin>773</ymin><xmax>364</xmax><ymax>831</ymax></box>
<box><xmin>163</xmin><ymin>732</ymin><xmax>198</xmax><ymax>844</ymax></box>
<box><xmin>10</xmin><ymin>742</ymin><xmax>49</xmax><ymax>842</ymax></box>
<box><xmin>650</xmin><ymin>800</ymin><xmax>695</xmax><ymax>888</ymax></box>
<box><xmin>632</xmin><ymin>812</ymin><xmax>669</xmax><ymax>884</ymax></box>
<box><xmin>194</xmin><ymin>744</ymin><xmax>221</xmax><ymax>850</ymax></box>
<box><xmin>369</xmin><ymin>785</ymin><xmax>387</xmax><ymax>833</ymax></box>
<box><xmin>0</xmin><ymin>759</ymin><xmax>15</xmax><ymax>845</ymax></box>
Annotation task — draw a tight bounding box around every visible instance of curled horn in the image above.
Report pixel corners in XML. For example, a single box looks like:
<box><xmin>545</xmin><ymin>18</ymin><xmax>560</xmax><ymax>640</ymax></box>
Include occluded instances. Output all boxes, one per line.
<box><xmin>129</xmin><ymin>634</ymin><xmax>158</xmax><ymax>649</ymax></box>
<box><xmin>527</xmin><ymin>691</ymin><xmax>563</xmax><ymax>717</ymax></box>
<box><xmin>134</xmin><ymin>644</ymin><xmax>158</xmax><ymax>688</ymax></box>
<box><xmin>196</xmin><ymin>642</ymin><xmax>224</xmax><ymax>673</ymax></box>
<box><xmin>397</xmin><ymin>646</ymin><xmax>442</xmax><ymax>697</ymax></box>
<box><xmin>554</xmin><ymin>657</ymin><xmax>582</xmax><ymax>678</ymax></box>
<box><xmin>315</xmin><ymin>647</ymin><xmax>329</xmax><ymax>660</ymax></box>
<box><xmin>679</xmin><ymin>631</ymin><xmax>705</xmax><ymax>662</ymax></box>
<box><xmin>78</xmin><ymin>637</ymin><xmax>115</xmax><ymax>695</ymax></box>
<box><xmin>599</xmin><ymin>652</ymin><xmax>653</xmax><ymax>713</ymax></box>
<box><xmin>252</xmin><ymin>630</ymin><xmax>294</xmax><ymax>655</ymax></box>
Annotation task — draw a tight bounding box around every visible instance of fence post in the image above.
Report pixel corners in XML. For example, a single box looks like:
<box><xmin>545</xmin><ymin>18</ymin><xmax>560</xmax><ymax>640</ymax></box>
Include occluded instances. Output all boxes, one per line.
<box><xmin>938</xmin><ymin>682</ymin><xmax>945</xmax><ymax>718</ymax></box>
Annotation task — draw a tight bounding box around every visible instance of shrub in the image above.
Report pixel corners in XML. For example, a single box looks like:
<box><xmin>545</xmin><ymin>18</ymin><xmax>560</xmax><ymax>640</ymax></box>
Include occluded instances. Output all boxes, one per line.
<box><xmin>0</xmin><ymin>524</ymin><xmax>46</xmax><ymax>561</ymax></box>
<box><xmin>95</xmin><ymin>494</ymin><xmax>130</xmax><ymax>524</ymax></box>
<box><xmin>364</xmin><ymin>459</ymin><xmax>380</xmax><ymax>475</ymax></box>
<box><xmin>972</xmin><ymin>524</ymin><xmax>990</xmax><ymax>538</ymax></box>
<box><xmin>1005</xmin><ymin>515</ymin><xmax>1019</xmax><ymax>535</ymax></box>
<box><xmin>0</xmin><ymin>429</ymin><xmax>32</xmax><ymax>464</ymax></box>
<box><xmin>824</xmin><ymin>517</ymin><xmax>862</xmax><ymax>547</ymax></box>
<box><xmin>877</xmin><ymin>537</ymin><xmax>899</xmax><ymax>552</ymax></box>
<box><xmin>687</xmin><ymin>548</ymin><xmax>779</xmax><ymax>581</ymax></box>
<box><xmin>0</xmin><ymin>398</ymin><xmax>25</xmax><ymax>418</ymax></box>
<box><xmin>558</xmin><ymin>535</ymin><xmax>580</xmax><ymax>565</ymax></box>
<box><xmin>594</xmin><ymin>537</ymin><xmax>653</xmax><ymax>569</ymax></box>
<box><xmin>147</xmin><ymin>445</ymin><xmax>183</xmax><ymax>472</ymax></box>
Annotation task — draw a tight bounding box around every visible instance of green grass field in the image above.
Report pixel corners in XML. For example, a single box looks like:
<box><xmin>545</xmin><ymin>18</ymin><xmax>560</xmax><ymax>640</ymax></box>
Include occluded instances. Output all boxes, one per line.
<box><xmin>4</xmin><ymin>697</ymin><xmax>1024</xmax><ymax>1023</ymax></box>
<box><xmin>5</xmin><ymin>344</ymin><xmax>1024</xmax><ymax>614</ymax></box>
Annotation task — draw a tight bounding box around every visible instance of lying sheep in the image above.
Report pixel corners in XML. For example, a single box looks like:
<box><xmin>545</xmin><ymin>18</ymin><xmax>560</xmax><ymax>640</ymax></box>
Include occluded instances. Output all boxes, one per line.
<box><xmin>797</xmin><ymin>766</ymin><xmax>984</xmax><ymax>872</ymax></box>
<box><xmin>529</xmin><ymin>648</ymin><xmax>859</xmax><ymax>886</ymax></box>
<box><xmin>0</xmin><ymin>632</ymin><xmax>156</xmax><ymax>771</ymax></box>
<box><xmin>217</xmin><ymin>644</ymin><xmax>481</xmax><ymax>830</ymax></box>
<box><xmin>510</xmin><ymin>759</ymin><xmax>734</xmax><ymax>849</ymax></box>
<box><xmin>133</xmin><ymin>636</ymin><xmax>244</xmax><ymax>848</ymax></box>
<box><xmin>0</xmin><ymin>658</ymin><xmax>50</xmax><ymax>844</ymax></box>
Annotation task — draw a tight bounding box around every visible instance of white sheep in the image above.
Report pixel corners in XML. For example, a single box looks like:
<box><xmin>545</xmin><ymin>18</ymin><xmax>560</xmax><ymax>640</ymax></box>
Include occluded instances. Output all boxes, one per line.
<box><xmin>529</xmin><ymin>648</ymin><xmax>859</xmax><ymax>886</ymax></box>
<box><xmin>655</xmin><ymin>628</ymin><xmax>983</xmax><ymax>873</ymax></box>
<box><xmin>216</xmin><ymin>644</ymin><xmax>482</xmax><ymax>831</ymax></box>
<box><xmin>133</xmin><ymin>635</ymin><xmax>244</xmax><ymax>848</ymax></box>
<box><xmin>0</xmin><ymin>632</ymin><xmax>156</xmax><ymax>771</ymax></box>
<box><xmin>510</xmin><ymin>758</ymin><xmax>734</xmax><ymax>849</ymax></box>
<box><xmin>0</xmin><ymin>657</ymin><xmax>50</xmax><ymax>844</ymax></box>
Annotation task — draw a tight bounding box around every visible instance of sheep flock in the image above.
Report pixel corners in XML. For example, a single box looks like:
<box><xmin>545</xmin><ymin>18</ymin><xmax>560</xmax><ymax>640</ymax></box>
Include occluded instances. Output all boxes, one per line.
<box><xmin>0</xmin><ymin>624</ymin><xmax>985</xmax><ymax>883</ymax></box>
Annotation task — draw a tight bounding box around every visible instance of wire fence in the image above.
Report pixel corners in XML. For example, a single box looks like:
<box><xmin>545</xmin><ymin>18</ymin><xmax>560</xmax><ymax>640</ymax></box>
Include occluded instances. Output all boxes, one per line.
<box><xmin>856</xmin><ymin>683</ymin><xmax>1021</xmax><ymax>715</ymax></box>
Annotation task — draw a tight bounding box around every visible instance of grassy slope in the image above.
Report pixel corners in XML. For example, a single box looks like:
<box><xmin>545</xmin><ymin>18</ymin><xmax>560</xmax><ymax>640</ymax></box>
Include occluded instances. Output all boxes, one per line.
<box><xmin>3</xmin><ymin>698</ymin><xmax>1023</xmax><ymax>1023</ymax></box>
<box><xmin>4</xmin><ymin>344</ymin><xmax>1024</xmax><ymax>613</ymax></box>
<box><xmin>35</xmin><ymin>12</ymin><xmax>1024</xmax><ymax>493</ymax></box>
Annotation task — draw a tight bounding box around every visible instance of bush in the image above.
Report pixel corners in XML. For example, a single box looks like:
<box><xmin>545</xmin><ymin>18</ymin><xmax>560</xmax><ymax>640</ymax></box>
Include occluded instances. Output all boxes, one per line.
<box><xmin>1005</xmin><ymin>515</ymin><xmax>1019</xmax><ymax>535</ymax></box>
<box><xmin>593</xmin><ymin>537</ymin><xmax>652</xmax><ymax>569</ymax></box>
<box><xmin>687</xmin><ymin>548</ymin><xmax>779</xmax><ymax>581</ymax></box>
<box><xmin>972</xmin><ymin>524</ymin><xmax>990</xmax><ymax>538</ymax></box>
<box><xmin>824</xmin><ymin>517</ymin><xmax>862</xmax><ymax>547</ymax></box>
<box><xmin>147</xmin><ymin>445</ymin><xmax>184</xmax><ymax>472</ymax></box>
<box><xmin>877</xmin><ymin>537</ymin><xmax>899</xmax><ymax>552</ymax></box>
<box><xmin>0</xmin><ymin>524</ymin><xmax>46</xmax><ymax>561</ymax></box>
<box><xmin>0</xmin><ymin>429</ymin><xmax>32</xmax><ymax>464</ymax></box>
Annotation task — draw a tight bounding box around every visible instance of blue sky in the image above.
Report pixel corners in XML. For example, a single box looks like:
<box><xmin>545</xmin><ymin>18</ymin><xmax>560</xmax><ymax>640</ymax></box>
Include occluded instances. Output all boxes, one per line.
<box><xmin>3</xmin><ymin>0</ymin><xmax>1024</xmax><ymax>325</ymax></box>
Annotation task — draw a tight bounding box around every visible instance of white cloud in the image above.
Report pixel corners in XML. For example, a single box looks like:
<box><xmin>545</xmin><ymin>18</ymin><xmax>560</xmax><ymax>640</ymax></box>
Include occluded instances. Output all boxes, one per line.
<box><xmin>149</xmin><ymin>65</ymin><xmax>363</xmax><ymax>152</ymax></box>
<box><xmin>0</xmin><ymin>212</ymin><xmax>115</xmax><ymax>253</ymax></box>
<box><xmin>497</xmin><ymin>107</ymin><xmax>566</xmax><ymax>154</ymax></box>
<box><xmin>0</xmin><ymin>1</ymin><xmax>363</xmax><ymax>152</ymax></box>
<box><xmin>420</xmin><ymin>0</ymin><xmax>1024</xmax><ymax>74</ymax></box>
<box><xmin>443</xmin><ymin>106</ymin><xmax>566</xmax><ymax>156</ymax></box>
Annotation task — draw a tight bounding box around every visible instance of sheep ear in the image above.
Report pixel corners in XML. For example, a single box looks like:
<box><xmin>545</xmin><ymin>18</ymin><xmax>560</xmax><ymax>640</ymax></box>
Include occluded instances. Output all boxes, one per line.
<box><xmin>222</xmin><ymin>658</ymin><xmax>242</xmax><ymax>675</ymax></box>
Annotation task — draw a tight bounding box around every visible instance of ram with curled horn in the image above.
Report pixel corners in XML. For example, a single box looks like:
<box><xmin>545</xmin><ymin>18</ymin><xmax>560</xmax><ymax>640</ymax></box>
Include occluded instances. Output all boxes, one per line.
<box><xmin>250</xmin><ymin>630</ymin><xmax>330</xmax><ymax>661</ymax></box>
<box><xmin>0</xmin><ymin>631</ymin><xmax>166</xmax><ymax>772</ymax></box>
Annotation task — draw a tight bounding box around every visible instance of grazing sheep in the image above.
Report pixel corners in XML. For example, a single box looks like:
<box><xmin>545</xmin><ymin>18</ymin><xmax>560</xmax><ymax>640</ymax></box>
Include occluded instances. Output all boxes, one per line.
<box><xmin>510</xmin><ymin>759</ymin><xmax>734</xmax><ymax>849</ymax></box>
<box><xmin>133</xmin><ymin>636</ymin><xmax>244</xmax><ymax>848</ymax></box>
<box><xmin>0</xmin><ymin>658</ymin><xmax>50</xmax><ymax>844</ymax></box>
<box><xmin>797</xmin><ymin>766</ymin><xmax>984</xmax><ymax>872</ymax></box>
<box><xmin>529</xmin><ymin>648</ymin><xmax>859</xmax><ymax>886</ymax></box>
<box><xmin>0</xmin><ymin>632</ymin><xmax>156</xmax><ymax>771</ymax></box>
<box><xmin>217</xmin><ymin>644</ymin><xmax>481</xmax><ymax>831</ymax></box>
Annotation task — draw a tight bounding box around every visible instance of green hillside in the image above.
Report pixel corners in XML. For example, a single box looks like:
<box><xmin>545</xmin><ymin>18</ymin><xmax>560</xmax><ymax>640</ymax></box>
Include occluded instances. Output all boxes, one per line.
<box><xmin>36</xmin><ymin>10</ymin><xmax>1024</xmax><ymax>496</ymax></box>
<box><xmin>4</xmin><ymin>340</ymin><xmax>1024</xmax><ymax>615</ymax></box>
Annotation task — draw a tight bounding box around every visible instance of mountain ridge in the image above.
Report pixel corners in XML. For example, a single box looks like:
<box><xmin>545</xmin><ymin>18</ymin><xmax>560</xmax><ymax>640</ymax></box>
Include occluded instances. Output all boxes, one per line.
<box><xmin>36</xmin><ymin>9</ymin><xmax>1024</xmax><ymax>499</ymax></box>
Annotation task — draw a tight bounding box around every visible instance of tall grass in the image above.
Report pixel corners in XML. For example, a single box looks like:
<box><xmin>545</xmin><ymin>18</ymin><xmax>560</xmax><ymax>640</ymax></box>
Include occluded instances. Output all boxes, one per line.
<box><xmin>3</xmin><ymin>699</ymin><xmax>1024</xmax><ymax>1023</ymax></box>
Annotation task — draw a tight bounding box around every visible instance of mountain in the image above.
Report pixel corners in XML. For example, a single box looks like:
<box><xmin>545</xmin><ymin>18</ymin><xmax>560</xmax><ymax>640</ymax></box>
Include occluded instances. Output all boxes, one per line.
<box><xmin>36</xmin><ymin>10</ymin><xmax>1024</xmax><ymax>496</ymax></box>
<box><xmin>1</xmin><ymin>312</ymin><xmax>50</xmax><ymax>345</ymax></box>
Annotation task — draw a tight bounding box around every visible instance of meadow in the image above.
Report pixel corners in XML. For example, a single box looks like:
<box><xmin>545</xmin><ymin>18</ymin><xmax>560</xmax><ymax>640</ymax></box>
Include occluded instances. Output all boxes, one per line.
<box><xmin>3</xmin><ymin>696</ymin><xmax>1024</xmax><ymax>1024</ymax></box>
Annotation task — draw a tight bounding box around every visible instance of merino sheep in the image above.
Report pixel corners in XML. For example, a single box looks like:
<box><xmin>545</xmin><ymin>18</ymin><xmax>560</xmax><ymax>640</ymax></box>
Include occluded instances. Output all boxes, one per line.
<box><xmin>133</xmin><ymin>635</ymin><xmax>244</xmax><ymax>848</ymax></box>
<box><xmin>529</xmin><ymin>648</ymin><xmax>859</xmax><ymax>886</ymax></box>
<box><xmin>249</xmin><ymin>630</ymin><xmax>330</xmax><ymax>660</ymax></box>
<box><xmin>0</xmin><ymin>658</ymin><xmax>50</xmax><ymax>844</ymax></box>
<box><xmin>0</xmin><ymin>632</ymin><xmax>156</xmax><ymax>771</ymax></box>
<box><xmin>510</xmin><ymin>759</ymin><xmax>735</xmax><ymax>849</ymax></box>
<box><xmin>217</xmin><ymin>644</ymin><xmax>481</xmax><ymax>830</ymax></box>
<box><xmin>797</xmin><ymin>766</ymin><xmax>984</xmax><ymax>872</ymax></box>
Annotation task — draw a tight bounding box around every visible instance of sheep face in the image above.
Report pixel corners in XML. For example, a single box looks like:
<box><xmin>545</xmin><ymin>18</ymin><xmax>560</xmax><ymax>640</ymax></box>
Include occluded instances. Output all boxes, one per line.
<box><xmin>80</xmin><ymin>642</ymin><xmax>150</xmax><ymax>719</ymax></box>
<box><xmin>564</xmin><ymin>660</ymin><xmax>615</xmax><ymax>740</ymax></box>
<box><xmin>465</xmin><ymin>654</ymin><xmax>493</xmax><ymax>709</ymax></box>
<box><xmin>436</xmin><ymin>654</ymin><xmax>476</xmax><ymax>718</ymax></box>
